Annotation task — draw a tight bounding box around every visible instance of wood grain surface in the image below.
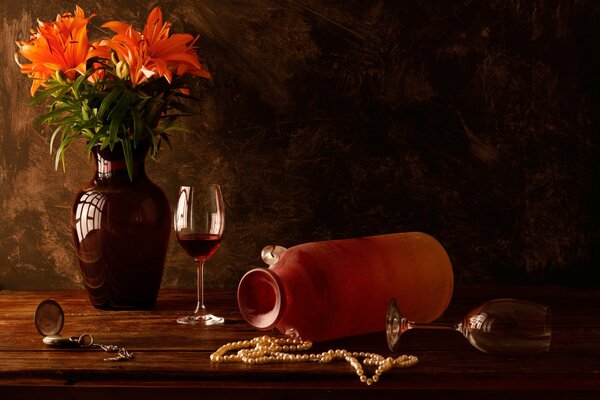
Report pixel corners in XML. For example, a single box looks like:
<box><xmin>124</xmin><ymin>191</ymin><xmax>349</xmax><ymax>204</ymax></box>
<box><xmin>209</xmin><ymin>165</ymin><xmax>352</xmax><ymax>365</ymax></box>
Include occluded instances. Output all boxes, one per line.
<box><xmin>0</xmin><ymin>286</ymin><xmax>599</xmax><ymax>399</ymax></box>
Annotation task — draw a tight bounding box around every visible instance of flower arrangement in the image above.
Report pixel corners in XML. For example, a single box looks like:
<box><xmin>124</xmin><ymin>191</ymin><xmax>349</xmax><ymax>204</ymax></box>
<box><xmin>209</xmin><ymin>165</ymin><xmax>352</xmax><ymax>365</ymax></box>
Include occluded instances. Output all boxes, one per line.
<box><xmin>15</xmin><ymin>6</ymin><xmax>210</xmax><ymax>179</ymax></box>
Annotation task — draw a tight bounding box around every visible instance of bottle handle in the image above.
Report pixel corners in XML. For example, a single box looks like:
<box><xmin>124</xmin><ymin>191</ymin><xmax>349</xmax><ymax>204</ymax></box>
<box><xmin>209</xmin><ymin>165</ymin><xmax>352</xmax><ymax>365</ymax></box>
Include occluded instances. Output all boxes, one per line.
<box><xmin>261</xmin><ymin>245</ymin><xmax>288</xmax><ymax>266</ymax></box>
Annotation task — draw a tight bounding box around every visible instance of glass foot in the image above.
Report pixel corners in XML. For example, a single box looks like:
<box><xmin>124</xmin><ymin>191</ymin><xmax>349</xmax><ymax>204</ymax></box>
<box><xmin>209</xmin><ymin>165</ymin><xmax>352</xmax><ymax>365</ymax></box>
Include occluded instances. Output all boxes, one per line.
<box><xmin>386</xmin><ymin>298</ymin><xmax>402</xmax><ymax>352</ymax></box>
<box><xmin>177</xmin><ymin>313</ymin><xmax>224</xmax><ymax>325</ymax></box>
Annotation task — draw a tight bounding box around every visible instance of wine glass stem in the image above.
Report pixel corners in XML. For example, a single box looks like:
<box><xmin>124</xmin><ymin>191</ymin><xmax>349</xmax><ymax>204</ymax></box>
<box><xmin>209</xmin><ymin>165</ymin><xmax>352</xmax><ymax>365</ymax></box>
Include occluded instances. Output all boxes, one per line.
<box><xmin>409</xmin><ymin>322</ymin><xmax>456</xmax><ymax>331</ymax></box>
<box><xmin>194</xmin><ymin>260</ymin><xmax>206</xmax><ymax>314</ymax></box>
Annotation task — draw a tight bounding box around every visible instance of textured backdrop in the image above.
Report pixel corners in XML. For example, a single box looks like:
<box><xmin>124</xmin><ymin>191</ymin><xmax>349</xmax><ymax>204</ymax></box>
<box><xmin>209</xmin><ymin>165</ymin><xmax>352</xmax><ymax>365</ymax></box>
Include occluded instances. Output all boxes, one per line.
<box><xmin>0</xmin><ymin>0</ymin><xmax>597</xmax><ymax>290</ymax></box>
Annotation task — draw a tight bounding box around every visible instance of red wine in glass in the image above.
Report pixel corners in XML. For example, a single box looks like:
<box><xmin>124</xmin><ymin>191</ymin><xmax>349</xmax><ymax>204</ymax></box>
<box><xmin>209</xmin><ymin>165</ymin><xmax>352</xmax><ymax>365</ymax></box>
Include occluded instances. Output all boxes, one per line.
<box><xmin>177</xmin><ymin>234</ymin><xmax>222</xmax><ymax>262</ymax></box>
<box><xmin>174</xmin><ymin>184</ymin><xmax>225</xmax><ymax>325</ymax></box>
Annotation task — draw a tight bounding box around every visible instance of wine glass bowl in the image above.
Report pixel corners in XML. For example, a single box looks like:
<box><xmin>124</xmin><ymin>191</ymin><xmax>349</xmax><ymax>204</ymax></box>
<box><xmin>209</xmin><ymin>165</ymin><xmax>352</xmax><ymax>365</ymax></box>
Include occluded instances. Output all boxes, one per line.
<box><xmin>174</xmin><ymin>184</ymin><xmax>225</xmax><ymax>325</ymax></box>
<box><xmin>387</xmin><ymin>298</ymin><xmax>551</xmax><ymax>356</ymax></box>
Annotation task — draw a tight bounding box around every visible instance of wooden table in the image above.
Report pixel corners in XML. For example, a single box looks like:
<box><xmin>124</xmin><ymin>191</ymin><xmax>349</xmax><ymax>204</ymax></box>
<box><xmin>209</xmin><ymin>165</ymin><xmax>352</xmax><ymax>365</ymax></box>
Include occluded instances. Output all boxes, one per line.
<box><xmin>0</xmin><ymin>286</ymin><xmax>598</xmax><ymax>399</ymax></box>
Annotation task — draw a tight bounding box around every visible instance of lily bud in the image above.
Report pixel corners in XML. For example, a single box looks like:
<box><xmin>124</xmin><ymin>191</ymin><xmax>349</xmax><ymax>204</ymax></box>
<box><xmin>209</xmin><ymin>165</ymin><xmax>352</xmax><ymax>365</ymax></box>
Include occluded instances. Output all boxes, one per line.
<box><xmin>116</xmin><ymin>60</ymin><xmax>129</xmax><ymax>79</ymax></box>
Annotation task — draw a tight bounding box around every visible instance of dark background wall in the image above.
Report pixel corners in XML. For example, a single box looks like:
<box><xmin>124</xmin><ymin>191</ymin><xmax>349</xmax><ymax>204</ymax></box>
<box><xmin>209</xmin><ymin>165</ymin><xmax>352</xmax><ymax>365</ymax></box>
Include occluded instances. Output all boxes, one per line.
<box><xmin>0</xmin><ymin>0</ymin><xmax>597</xmax><ymax>290</ymax></box>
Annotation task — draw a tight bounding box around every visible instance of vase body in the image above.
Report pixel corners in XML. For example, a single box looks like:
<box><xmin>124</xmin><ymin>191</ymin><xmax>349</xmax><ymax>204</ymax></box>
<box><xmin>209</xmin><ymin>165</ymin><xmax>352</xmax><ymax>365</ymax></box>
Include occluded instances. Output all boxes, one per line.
<box><xmin>71</xmin><ymin>145</ymin><xmax>171</xmax><ymax>309</ymax></box>
<box><xmin>237</xmin><ymin>232</ymin><xmax>454</xmax><ymax>342</ymax></box>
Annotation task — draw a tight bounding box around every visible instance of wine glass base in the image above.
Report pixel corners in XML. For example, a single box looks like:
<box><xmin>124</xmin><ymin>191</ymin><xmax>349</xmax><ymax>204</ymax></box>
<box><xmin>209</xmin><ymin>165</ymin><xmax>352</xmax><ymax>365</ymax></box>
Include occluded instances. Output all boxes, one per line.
<box><xmin>386</xmin><ymin>298</ymin><xmax>402</xmax><ymax>352</ymax></box>
<box><xmin>177</xmin><ymin>313</ymin><xmax>224</xmax><ymax>325</ymax></box>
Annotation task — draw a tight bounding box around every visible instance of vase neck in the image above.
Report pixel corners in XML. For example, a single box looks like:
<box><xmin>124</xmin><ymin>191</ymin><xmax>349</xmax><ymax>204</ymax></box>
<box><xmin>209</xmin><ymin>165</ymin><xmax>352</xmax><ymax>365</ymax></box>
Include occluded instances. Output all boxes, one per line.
<box><xmin>92</xmin><ymin>145</ymin><xmax>148</xmax><ymax>184</ymax></box>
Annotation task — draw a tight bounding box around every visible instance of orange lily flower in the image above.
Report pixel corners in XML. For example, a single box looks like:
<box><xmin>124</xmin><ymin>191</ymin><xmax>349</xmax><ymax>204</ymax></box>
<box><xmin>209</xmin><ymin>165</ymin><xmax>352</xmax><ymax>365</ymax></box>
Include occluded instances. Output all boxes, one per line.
<box><xmin>99</xmin><ymin>7</ymin><xmax>210</xmax><ymax>87</ymax></box>
<box><xmin>15</xmin><ymin>6</ymin><xmax>95</xmax><ymax>96</ymax></box>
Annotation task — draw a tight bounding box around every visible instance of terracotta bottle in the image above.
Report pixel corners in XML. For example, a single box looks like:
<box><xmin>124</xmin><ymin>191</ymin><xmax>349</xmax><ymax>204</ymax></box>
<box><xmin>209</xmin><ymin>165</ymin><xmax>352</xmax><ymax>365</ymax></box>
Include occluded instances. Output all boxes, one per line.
<box><xmin>237</xmin><ymin>232</ymin><xmax>454</xmax><ymax>342</ymax></box>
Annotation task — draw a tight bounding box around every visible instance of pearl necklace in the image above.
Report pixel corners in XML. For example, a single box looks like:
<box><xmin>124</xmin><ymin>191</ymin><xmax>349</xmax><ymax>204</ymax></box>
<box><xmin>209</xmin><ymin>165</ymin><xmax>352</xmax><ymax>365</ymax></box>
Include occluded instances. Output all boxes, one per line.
<box><xmin>210</xmin><ymin>335</ymin><xmax>418</xmax><ymax>385</ymax></box>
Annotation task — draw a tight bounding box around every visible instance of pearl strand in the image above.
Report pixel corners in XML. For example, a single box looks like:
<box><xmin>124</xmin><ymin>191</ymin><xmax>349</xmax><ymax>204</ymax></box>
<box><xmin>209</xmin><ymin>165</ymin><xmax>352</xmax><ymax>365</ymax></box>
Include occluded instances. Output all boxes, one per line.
<box><xmin>210</xmin><ymin>335</ymin><xmax>418</xmax><ymax>385</ymax></box>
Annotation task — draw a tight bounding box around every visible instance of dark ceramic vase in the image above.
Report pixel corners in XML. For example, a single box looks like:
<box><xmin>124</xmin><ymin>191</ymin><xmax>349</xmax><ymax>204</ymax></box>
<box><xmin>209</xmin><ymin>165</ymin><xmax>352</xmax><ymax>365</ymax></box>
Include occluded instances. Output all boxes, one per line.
<box><xmin>71</xmin><ymin>144</ymin><xmax>171</xmax><ymax>309</ymax></box>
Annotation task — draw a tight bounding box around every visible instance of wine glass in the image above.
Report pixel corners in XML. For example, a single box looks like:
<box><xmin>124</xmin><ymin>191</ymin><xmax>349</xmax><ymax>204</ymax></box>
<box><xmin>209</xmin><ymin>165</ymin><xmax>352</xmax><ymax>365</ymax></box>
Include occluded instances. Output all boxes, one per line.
<box><xmin>386</xmin><ymin>298</ymin><xmax>551</xmax><ymax>355</ymax></box>
<box><xmin>174</xmin><ymin>184</ymin><xmax>225</xmax><ymax>325</ymax></box>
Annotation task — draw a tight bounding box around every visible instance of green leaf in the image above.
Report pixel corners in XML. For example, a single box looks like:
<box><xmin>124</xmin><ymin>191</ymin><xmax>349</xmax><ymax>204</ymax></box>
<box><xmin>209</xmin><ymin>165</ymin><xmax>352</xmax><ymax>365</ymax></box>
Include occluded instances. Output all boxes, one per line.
<box><xmin>121</xmin><ymin>138</ymin><xmax>134</xmax><ymax>181</ymax></box>
<box><xmin>131</xmin><ymin>107</ymin><xmax>143</xmax><ymax>148</ymax></box>
<box><xmin>33</xmin><ymin>106</ymin><xmax>77</xmax><ymax>126</ymax></box>
<box><xmin>107</xmin><ymin>89</ymin><xmax>133</xmax><ymax>121</ymax></box>
<box><xmin>73</xmin><ymin>123</ymin><xmax>99</xmax><ymax>137</ymax></box>
<box><xmin>81</xmin><ymin>100</ymin><xmax>90</xmax><ymax>121</ymax></box>
<box><xmin>71</xmin><ymin>74</ymin><xmax>88</xmax><ymax>99</ymax></box>
<box><xmin>168</xmin><ymin>101</ymin><xmax>196</xmax><ymax>114</ymax></box>
<box><xmin>99</xmin><ymin>138</ymin><xmax>110</xmax><ymax>150</ymax></box>
<box><xmin>52</xmin><ymin>115</ymin><xmax>84</xmax><ymax>126</ymax></box>
<box><xmin>49</xmin><ymin>126</ymin><xmax>63</xmax><ymax>154</ymax></box>
<box><xmin>97</xmin><ymin>85</ymin><xmax>124</xmax><ymax>119</ymax></box>
<box><xmin>30</xmin><ymin>85</ymin><xmax>67</xmax><ymax>106</ymax></box>
<box><xmin>155</xmin><ymin>125</ymin><xmax>190</xmax><ymax>135</ymax></box>
<box><xmin>83</xmin><ymin>133</ymin><xmax>102</xmax><ymax>154</ymax></box>
<box><xmin>108</xmin><ymin>106</ymin><xmax>128</xmax><ymax>150</ymax></box>
<box><xmin>141</xmin><ymin>97</ymin><xmax>166</xmax><ymax>128</ymax></box>
<box><xmin>54</xmin><ymin>132</ymin><xmax>76</xmax><ymax>171</ymax></box>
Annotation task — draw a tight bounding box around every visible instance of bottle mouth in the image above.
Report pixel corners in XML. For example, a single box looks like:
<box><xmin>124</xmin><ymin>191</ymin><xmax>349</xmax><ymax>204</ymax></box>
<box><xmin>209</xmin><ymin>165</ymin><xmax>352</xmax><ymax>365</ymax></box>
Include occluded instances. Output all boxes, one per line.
<box><xmin>237</xmin><ymin>268</ymin><xmax>284</xmax><ymax>330</ymax></box>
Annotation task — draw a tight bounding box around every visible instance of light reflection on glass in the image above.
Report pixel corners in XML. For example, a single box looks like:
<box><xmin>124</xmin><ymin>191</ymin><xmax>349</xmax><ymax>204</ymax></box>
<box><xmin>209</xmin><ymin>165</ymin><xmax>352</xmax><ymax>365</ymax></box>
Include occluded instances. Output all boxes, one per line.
<box><xmin>74</xmin><ymin>191</ymin><xmax>106</xmax><ymax>242</ymax></box>
<box><xmin>97</xmin><ymin>153</ymin><xmax>113</xmax><ymax>179</ymax></box>
<box><xmin>175</xmin><ymin>186</ymin><xmax>223</xmax><ymax>235</ymax></box>
<box><xmin>175</xmin><ymin>186</ymin><xmax>191</xmax><ymax>231</ymax></box>
<box><xmin>210</xmin><ymin>198</ymin><xmax>223</xmax><ymax>235</ymax></box>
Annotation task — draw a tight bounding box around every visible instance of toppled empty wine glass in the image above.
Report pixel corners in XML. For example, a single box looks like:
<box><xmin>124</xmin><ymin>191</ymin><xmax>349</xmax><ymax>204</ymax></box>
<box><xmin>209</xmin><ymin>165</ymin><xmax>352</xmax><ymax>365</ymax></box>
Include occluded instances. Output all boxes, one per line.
<box><xmin>386</xmin><ymin>298</ymin><xmax>551</xmax><ymax>355</ymax></box>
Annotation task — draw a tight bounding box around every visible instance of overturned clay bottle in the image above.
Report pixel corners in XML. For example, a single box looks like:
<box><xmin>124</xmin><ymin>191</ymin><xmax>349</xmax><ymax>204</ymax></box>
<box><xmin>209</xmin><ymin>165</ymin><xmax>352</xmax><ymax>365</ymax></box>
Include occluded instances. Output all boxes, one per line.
<box><xmin>237</xmin><ymin>232</ymin><xmax>454</xmax><ymax>342</ymax></box>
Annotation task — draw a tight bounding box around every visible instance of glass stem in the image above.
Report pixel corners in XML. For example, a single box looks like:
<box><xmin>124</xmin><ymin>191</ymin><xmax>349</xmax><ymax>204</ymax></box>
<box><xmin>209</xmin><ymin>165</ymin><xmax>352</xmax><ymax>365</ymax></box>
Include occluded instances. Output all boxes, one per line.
<box><xmin>194</xmin><ymin>260</ymin><xmax>206</xmax><ymax>314</ymax></box>
<box><xmin>408</xmin><ymin>321</ymin><xmax>457</xmax><ymax>331</ymax></box>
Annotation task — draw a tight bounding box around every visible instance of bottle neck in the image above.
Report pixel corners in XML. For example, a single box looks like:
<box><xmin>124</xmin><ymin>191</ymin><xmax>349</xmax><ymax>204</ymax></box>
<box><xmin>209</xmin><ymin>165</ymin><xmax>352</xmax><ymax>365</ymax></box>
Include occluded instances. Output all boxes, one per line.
<box><xmin>92</xmin><ymin>144</ymin><xmax>148</xmax><ymax>184</ymax></box>
<box><xmin>237</xmin><ymin>268</ymin><xmax>285</xmax><ymax>330</ymax></box>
